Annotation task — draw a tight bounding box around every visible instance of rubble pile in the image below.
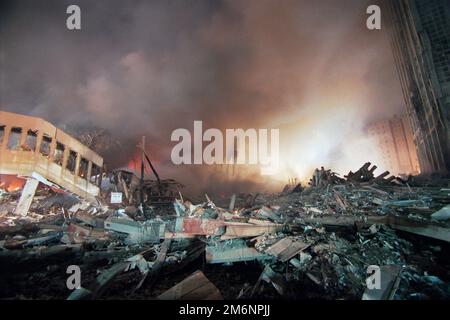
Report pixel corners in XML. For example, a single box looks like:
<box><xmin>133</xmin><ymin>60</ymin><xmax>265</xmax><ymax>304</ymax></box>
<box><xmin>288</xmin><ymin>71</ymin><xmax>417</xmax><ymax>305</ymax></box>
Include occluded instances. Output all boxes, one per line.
<box><xmin>0</xmin><ymin>162</ymin><xmax>449</xmax><ymax>300</ymax></box>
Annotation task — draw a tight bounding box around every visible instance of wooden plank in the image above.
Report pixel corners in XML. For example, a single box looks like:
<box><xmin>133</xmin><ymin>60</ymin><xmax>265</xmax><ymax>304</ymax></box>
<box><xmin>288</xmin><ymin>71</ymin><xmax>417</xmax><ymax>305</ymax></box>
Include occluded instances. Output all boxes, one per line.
<box><xmin>265</xmin><ymin>237</ymin><xmax>310</xmax><ymax>262</ymax></box>
<box><xmin>221</xmin><ymin>222</ymin><xmax>282</xmax><ymax>240</ymax></box>
<box><xmin>265</xmin><ymin>238</ymin><xmax>292</xmax><ymax>256</ymax></box>
<box><xmin>389</xmin><ymin>221</ymin><xmax>450</xmax><ymax>243</ymax></box>
<box><xmin>334</xmin><ymin>192</ymin><xmax>347</xmax><ymax>210</ymax></box>
<box><xmin>157</xmin><ymin>270</ymin><xmax>222</xmax><ymax>300</ymax></box>
<box><xmin>278</xmin><ymin>241</ymin><xmax>310</xmax><ymax>262</ymax></box>
<box><xmin>205</xmin><ymin>245</ymin><xmax>266</xmax><ymax>264</ymax></box>
<box><xmin>15</xmin><ymin>178</ymin><xmax>39</xmax><ymax>216</ymax></box>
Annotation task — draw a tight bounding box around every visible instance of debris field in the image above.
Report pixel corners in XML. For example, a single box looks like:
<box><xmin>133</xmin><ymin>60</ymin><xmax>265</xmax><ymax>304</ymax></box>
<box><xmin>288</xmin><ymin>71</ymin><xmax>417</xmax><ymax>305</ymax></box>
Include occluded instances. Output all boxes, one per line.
<box><xmin>1</xmin><ymin>162</ymin><xmax>449</xmax><ymax>300</ymax></box>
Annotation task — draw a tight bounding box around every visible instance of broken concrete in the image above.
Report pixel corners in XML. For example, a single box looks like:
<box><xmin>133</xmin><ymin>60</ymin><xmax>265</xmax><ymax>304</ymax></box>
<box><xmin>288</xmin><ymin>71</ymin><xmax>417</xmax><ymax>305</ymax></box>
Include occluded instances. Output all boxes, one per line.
<box><xmin>0</xmin><ymin>161</ymin><xmax>449</xmax><ymax>300</ymax></box>
<box><xmin>15</xmin><ymin>178</ymin><xmax>39</xmax><ymax>216</ymax></box>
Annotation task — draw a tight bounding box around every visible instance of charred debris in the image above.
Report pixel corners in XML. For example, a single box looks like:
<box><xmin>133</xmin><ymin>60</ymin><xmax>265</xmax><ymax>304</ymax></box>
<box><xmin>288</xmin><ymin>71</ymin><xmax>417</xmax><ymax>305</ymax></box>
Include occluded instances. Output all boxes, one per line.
<box><xmin>0</xmin><ymin>112</ymin><xmax>449</xmax><ymax>300</ymax></box>
<box><xmin>1</xmin><ymin>161</ymin><xmax>449</xmax><ymax>300</ymax></box>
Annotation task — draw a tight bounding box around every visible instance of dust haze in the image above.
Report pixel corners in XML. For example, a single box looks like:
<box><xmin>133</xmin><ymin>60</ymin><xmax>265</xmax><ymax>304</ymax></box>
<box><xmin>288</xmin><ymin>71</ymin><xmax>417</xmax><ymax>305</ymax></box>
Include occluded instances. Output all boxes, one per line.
<box><xmin>0</xmin><ymin>0</ymin><xmax>403</xmax><ymax>196</ymax></box>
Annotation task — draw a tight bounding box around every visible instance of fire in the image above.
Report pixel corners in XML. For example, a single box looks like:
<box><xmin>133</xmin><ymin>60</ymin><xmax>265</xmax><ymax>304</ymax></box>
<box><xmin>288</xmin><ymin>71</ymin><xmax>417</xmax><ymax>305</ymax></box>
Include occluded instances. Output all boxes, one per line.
<box><xmin>0</xmin><ymin>175</ymin><xmax>26</xmax><ymax>192</ymax></box>
<box><xmin>127</xmin><ymin>151</ymin><xmax>141</xmax><ymax>171</ymax></box>
<box><xmin>127</xmin><ymin>159</ymin><xmax>138</xmax><ymax>171</ymax></box>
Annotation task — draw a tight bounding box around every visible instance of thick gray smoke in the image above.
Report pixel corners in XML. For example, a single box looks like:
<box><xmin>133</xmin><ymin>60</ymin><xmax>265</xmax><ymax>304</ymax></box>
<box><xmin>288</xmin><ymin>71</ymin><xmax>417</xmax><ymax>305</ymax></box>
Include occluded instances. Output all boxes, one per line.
<box><xmin>0</xmin><ymin>0</ymin><xmax>404</xmax><ymax>196</ymax></box>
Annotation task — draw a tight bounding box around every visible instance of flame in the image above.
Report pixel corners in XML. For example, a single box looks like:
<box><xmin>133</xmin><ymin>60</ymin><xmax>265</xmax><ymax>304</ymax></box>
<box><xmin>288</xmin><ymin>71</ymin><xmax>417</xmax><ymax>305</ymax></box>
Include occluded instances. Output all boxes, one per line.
<box><xmin>127</xmin><ymin>151</ymin><xmax>141</xmax><ymax>171</ymax></box>
<box><xmin>0</xmin><ymin>175</ymin><xmax>26</xmax><ymax>192</ymax></box>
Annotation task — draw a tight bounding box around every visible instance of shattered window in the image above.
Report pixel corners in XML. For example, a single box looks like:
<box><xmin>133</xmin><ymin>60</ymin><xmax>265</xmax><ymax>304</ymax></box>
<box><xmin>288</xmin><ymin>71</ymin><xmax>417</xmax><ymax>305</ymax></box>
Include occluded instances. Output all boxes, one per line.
<box><xmin>53</xmin><ymin>142</ymin><xmax>65</xmax><ymax>166</ymax></box>
<box><xmin>7</xmin><ymin>127</ymin><xmax>22</xmax><ymax>150</ymax></box>
<box><xmin>66</xmin><ymin>149</ymin><xmax>77</xmax><ymax>174</ymax></box>
<box><xmin>0</xmin><ymin>125</ymin><xmax>5</xmax><ymax>146</ymax></box>
<box><xmin>39</xmin><ymin>135</ymin><xmax>52</xmax><ymax>157</ymax></box>
<box><xmin>78</xmin><ymin>157</ymin><xmax>89</xmax><ymax>179</ymax></box>
<box><xmin>25</xmin><ymin>129</ymin><xmax>38</xmax><ymax>151</ymax></box>
<box><xmin>90</xmin><ymin>164</ymin><xmax>101</xmax><ymax>184</ymax></box>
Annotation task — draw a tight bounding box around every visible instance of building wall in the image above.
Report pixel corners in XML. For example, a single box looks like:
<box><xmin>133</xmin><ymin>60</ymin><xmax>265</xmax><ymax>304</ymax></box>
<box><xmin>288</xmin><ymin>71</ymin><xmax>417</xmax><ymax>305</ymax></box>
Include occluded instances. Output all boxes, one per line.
<box><xmin>387</xmin><ymin>0</ymin><xmax>450</xmax><ymax>174</ymax></box>
<box><xmin>0</xmin><ymin>111</ymin><xmax>103</xmax><ymax>201</ymax></box>
<box><xmin>368</xmin><ymin>115</ymin><xmax>420</xmax><ymax>176</ymax></box>
<box><xmin>401</xmin><ymin>116</ymin><xmax>421</xmax><ymax>173</ymax></box>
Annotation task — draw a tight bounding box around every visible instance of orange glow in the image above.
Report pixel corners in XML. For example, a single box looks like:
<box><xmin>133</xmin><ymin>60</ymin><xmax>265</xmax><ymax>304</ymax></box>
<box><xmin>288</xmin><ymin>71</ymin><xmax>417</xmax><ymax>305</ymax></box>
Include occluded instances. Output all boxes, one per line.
<box><xmin>0</xmin><ymin>175</ymin><xmax>26</xmax><ymax>192</ymax></box>
<box><xmin>127</xmin><ymin>152</ymin><xmax>140</xmax><ymax>171</ymax></box>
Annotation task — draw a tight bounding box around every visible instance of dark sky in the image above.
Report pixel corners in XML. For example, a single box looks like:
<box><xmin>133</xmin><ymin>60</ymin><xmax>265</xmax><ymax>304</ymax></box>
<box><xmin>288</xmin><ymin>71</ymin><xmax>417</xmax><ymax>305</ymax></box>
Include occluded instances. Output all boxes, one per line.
<box><xmin>0</xmin><ymin>0</ymin><xmax>404</xmax><ymax>195</ymax></box>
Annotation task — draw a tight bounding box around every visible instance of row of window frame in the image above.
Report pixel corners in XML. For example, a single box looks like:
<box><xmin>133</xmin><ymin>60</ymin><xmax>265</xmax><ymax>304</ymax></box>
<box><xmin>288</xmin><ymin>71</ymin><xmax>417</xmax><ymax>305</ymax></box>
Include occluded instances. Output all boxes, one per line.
<box><xmin>0</xmin><ymin>124</ymin><xmax>102</xmax><ymax>186</ymax></box>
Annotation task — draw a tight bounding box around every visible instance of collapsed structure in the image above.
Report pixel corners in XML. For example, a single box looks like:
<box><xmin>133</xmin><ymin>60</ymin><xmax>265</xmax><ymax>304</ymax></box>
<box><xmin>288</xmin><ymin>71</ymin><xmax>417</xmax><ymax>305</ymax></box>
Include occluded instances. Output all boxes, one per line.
<box><xmin>0</xmin><ymin>111</ymin><xmax>103</xmax><ymax>207</ymax></box>
<box><xmin>0</xmin><ymin>154</ymin><xmax>449</xmax><ymax>299</ymax></box>
<box><xmin>0</xmin><ymin>111</ymin><xmax>449</xmax><ymax>300</ymax></box>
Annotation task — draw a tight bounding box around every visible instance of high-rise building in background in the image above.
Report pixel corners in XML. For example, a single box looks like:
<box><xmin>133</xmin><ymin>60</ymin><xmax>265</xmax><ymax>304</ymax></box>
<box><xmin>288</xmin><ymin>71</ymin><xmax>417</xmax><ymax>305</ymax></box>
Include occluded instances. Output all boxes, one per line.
<box><xmin>368</xmin><ymin>115</ymin><xmax>420</xmax><ymax>176</ymax></box>
<box><xmin>387</xmin><ymin>0</ymin><xmax>450</xmax><ymax>174</ymax></box>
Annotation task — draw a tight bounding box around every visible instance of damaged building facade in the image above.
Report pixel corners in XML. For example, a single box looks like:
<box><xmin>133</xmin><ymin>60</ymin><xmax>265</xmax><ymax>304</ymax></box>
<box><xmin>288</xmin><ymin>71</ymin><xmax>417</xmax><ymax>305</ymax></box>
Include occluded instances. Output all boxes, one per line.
<box><xmin>368</xmin><ymin>115</ymin><xmax>420</xmax><ymax>176</ymax></box>
<box><xmin>0</xmin><ymin>111</ymin><xmax>103</xmax><ymax>208</ymax></box>
<box><xmin>388</xmin><ymin>0</ymin><xmax>450</xmax><ymax>174</ymax></box>
<box><xmin>1</xmin><ymin>142</ymin><xmax>449</xmax><ymax>300</ymax></box>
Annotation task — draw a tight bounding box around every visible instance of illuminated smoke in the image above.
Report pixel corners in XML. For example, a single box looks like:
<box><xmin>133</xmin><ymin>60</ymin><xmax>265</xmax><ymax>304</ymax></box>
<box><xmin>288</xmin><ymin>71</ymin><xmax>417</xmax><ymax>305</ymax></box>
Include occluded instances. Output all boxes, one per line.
<box><xmin>0</xmin><ymin>0</ymin><xmax>402</xmax><ymax>196</ymax></box>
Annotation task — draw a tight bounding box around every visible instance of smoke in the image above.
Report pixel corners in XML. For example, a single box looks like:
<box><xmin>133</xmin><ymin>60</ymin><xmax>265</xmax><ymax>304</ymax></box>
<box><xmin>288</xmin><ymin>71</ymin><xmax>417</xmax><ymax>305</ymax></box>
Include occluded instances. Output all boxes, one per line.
<box><xmin>0</xmin><ymin>0</ymin><xmax>404</xmax><ymax>196</ymax></box>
